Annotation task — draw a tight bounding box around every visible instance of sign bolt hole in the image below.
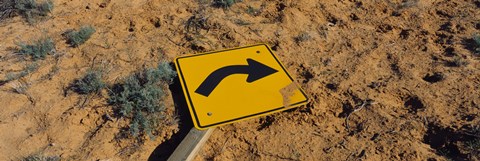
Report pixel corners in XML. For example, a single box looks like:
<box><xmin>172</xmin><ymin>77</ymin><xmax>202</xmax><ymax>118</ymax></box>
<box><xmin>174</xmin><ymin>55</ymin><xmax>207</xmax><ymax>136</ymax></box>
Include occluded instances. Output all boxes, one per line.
<box><xmin>207</xmin><ymin>112</ymin><xmax>212</xmax><ymax>116</ymax></box>
<box><xmin>256</xmin><ymin>51</ymin><xmax>260</xmax><ymax>54</ymax></box>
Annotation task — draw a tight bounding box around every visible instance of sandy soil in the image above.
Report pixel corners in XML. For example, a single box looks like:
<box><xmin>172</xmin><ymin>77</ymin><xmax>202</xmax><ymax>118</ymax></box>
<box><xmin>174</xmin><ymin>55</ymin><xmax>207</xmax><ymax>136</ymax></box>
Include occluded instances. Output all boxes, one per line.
<box><xmin>0</xmin><ymin>0</ymin><xmax>479</xmax><ymax>160</ymax></box>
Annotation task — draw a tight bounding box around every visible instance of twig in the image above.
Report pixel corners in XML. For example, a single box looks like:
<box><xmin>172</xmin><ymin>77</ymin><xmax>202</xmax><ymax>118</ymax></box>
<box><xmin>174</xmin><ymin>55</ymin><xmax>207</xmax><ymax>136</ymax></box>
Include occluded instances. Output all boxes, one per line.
<box><xmin>345</xmin><ymin>99</ymin><xmax>377</xmax><ymax>131</ymax></box>
<box><xmin>219</xmin><ymin>136</ymin><xmax>230</xmax><ymax>154</ymax></box>
<box><xmin>78</xmin><ymin>94</ymin><xmax>95</xmax><ymax>108</ymax></box>
<box><xmin>463</xmin><ymin>132</ymin><xmax>480</xmax><ymax>138</ymax></box>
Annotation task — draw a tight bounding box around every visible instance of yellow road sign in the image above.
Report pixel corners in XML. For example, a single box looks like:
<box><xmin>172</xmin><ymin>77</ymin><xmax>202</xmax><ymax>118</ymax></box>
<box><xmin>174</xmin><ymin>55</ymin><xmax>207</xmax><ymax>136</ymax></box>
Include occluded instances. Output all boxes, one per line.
<box><xmin>175</xmin><ymin>44</ymin><xmax>308</xmax><ymax>130</ymax></box>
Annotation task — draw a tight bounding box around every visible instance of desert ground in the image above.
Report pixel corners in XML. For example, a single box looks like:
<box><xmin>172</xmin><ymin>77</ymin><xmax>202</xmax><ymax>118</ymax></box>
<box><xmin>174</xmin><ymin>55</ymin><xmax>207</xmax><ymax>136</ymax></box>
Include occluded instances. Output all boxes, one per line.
<box><xmin>0</xmin><ymin>0</ymin><xmax>479</xmax><ymax>160</ymax></box>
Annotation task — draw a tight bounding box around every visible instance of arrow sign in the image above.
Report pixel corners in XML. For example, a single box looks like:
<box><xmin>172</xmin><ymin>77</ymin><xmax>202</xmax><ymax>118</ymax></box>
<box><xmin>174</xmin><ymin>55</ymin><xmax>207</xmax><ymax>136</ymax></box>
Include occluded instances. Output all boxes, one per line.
<box><xmin>195</xmin><ymin>58</ymin><xmax>278</xmax><ymax>97</ymax></box>
<box><xmin>175</xmin><ymin>44</ymin><xmax>309</xmax><ymax>129</ymax></box>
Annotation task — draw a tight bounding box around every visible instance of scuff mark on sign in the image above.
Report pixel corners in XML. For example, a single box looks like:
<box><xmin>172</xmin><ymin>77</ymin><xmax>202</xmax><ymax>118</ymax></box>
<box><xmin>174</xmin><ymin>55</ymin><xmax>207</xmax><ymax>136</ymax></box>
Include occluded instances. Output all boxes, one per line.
<box><xmin>280</xmin><ymin>82</ymin><xmax>297</xmax><ymax>108</ymax></box>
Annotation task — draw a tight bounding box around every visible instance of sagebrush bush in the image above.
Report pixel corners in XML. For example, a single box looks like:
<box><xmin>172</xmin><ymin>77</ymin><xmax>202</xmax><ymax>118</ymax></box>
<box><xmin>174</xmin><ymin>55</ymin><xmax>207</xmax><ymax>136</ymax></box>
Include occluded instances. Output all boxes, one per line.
<box><xmin>0</xmin><ymin>0</ymin><xmax>17</xmax><ymax>20</ymax></box>
<box><xmin>466</xmin><ymin>139</ymin><xmax>480</xmax><ymax>151</ymax></box>
<box><xmin>23</xmin><ymin>154</ymin><xmax>60</xmax><ymax>161</ymax></box>
<box><xmin>108</xmin><ymin>62</ymin><xmax>176</xmax><ymax>138</ymax></box>
<box><xmin>14</xmin><ymin>0</ymin><xmax>53</xmax><ymax>23</ymax></box>
<box><xmin>17</xmin><ymin>37</ymin><xmax>55</xmax><ymax>60</ymax></box>
<box><xmin>474</xmin><ymin>34</ymin><xmax>480</xmax><ymax>55</ymax></box>
<box><xmin>212</xmin><ymin>0</ymin><xmax>239</xmax><ymax>8</ymax></box>
<box><xmin>246</xmin><ymin>5</ymin><xmax>261</xmax><ymax>16</ymax></box>
<box><xmin>66</xmin><ymin>26</ymin><xmax>95</xmax><ymax>47</ymax></box>
<box><xmin>465</xmin><ymin>126</ymin><xmax>480</xmax><ymax>159</ymax></box>
<box><xmin>71</xmin><ymin>71</ymin><xmax>105</xmax><ymax>95</ymax></box>
<box><xmin>294</xmin><ymin>32</ymin><xmax>312</xmax><ymax>43</ymax></box>
<box><xmin>6</xmin><ymin>63</ymin><xmax>38</xmax><ymax>81</ymax></box>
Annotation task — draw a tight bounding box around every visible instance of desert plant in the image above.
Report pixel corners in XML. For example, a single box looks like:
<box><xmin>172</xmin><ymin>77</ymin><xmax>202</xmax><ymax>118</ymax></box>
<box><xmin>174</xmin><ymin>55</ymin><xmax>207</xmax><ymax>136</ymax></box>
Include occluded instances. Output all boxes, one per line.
<box><xmin>464</xmin><ymin>125</ymin><xmax>480</xmax><ymax>160</ymax></box>
<box><xmin>466</xmin><ymin>139</ymin><xmax>480</xmax><ymax>151</ymax></box>
<box><xmin>9</xmin><ymin>79</ymin><xmax>29</xmax><ymax>94</ymax></box>
<box><xmin>212</xmin><ymin>0</ymin><xmax>240</xmax><ymax>8</ymax></box>
<box><xmin>23</xmin><ymin>154</ymin><xmax>60</xmax><ymax>161</ymax></box>
<box><xmin>17</xmin><ymin>37</ymin><xmax>55</xmax><ymax>60</ymax></box>
<box><xmin>185</xmin><ymin>14</ymin><xmax>209</xmax><ymax>35</ymax></box>
<box><xmin>65</xmin><ymin>26</ymin><xmax>96</xmax><ymax>47</ymax></box>
<box><xmin>234</xmin><ymin>19</ymin><xmax>252</xmax><ymax>26</ymax></box>
<box><xmin>474</xmin><ymin>34</ymin><xmax>480</xmax><ymax>55</ymax></box>
<box><xmin>71</xmin><ymin>71</ymin><xmax>105</xmax><ymax>95</ymax></box>
<box><xmin>294</xmin><ymin>32</ymin><xmax>312</xmax><ymax>43</ymax></box>
<box><xmin>246</xmin><ymin>5</ymin><xmax>261</xmax><ymax>16</ymax></box>
<box><xmin>0</xmin><ymin>0</ymin><xmax>17</xmax><ymax>20</ymax></box>
<box><xmin>14</xmin><ymin>0</ymin><xmax>53</xmax><ymax>23</ymax></box>
<box><xmin>5</xmin><ymin>63</ymin><xmax>38</xmax><ymax>81</ymax></box>
<box><xmin>108</xmin><ymin>62</ymin><xmax>176</xmax><ymax>139</ymax></box>
<box><xmin>446</xmin><ymin>56</ymin><xmax>469</xmax><ymax>67</ymax></box>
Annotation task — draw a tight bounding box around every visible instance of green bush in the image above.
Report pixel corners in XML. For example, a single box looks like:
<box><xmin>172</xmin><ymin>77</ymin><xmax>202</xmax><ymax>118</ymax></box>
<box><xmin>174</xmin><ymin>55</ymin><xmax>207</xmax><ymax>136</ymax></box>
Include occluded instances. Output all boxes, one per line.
<box><xmin>66</xmin><ymin>26</ymin><xmax>95</xmax><ymax>47</ymax></box>
<box><xmin>71</xmin><ymin>71</ymin><xmax>105</xmax><ymax>95</ymax></box>
<box><xmin>14</xmin><ymin>0</ymin><xmax>53</xmax><ymax>23</ymax></box>
<box><xmin>17</xmin><ymin>37</ymin><xmax>55</xmax><ymax>60</ymax></box>
<box><xmin>108</xmin><ymin>62</ymin><xmax>176</xmax><ymax>138</ymax></box>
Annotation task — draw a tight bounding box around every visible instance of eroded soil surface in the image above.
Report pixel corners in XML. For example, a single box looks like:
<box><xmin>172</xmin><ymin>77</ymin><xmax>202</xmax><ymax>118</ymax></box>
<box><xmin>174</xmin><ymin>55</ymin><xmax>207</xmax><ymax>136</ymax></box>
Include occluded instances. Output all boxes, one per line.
<box><xmin>0</xmin><ymin>0</ymin><xmax>479</xmax><ymax>160</ymax></box>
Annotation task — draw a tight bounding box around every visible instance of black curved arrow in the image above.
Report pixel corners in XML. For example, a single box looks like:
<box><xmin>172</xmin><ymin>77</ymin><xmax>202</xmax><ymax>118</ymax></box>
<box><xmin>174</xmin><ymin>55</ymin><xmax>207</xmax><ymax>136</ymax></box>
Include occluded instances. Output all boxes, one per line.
<box><xmin>195</xmin><ymin>58</ymin><xmax>278</xmax><ymax>97</ymax></box>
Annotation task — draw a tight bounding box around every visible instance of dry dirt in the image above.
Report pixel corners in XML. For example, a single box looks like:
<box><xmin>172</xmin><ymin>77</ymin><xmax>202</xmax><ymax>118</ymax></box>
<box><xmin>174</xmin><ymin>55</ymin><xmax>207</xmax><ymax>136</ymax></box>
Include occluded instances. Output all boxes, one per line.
<box><xmin>1</xmin><ymin>0</ymin><xmax>479</xmax><ymax>160</ymax></box>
